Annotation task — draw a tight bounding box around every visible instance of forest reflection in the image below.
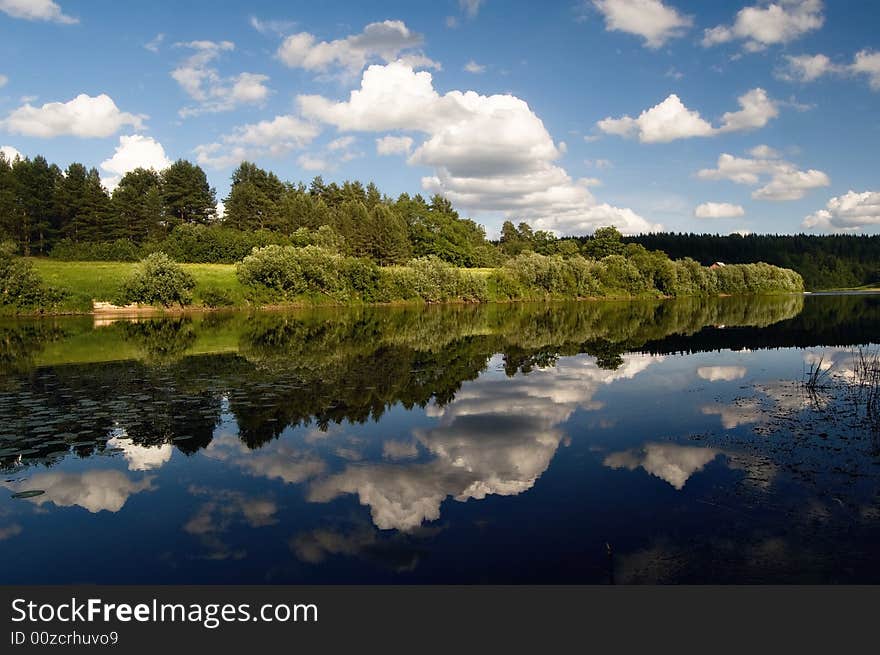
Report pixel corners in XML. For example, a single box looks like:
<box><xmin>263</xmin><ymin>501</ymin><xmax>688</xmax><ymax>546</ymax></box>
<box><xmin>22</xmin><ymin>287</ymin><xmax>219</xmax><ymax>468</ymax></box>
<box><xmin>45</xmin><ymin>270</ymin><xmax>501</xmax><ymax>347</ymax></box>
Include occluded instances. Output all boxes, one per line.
<box><xmin>2</xmin><ymin>293</ymin><xmax>878</xmax><ymax>476</ymax></box>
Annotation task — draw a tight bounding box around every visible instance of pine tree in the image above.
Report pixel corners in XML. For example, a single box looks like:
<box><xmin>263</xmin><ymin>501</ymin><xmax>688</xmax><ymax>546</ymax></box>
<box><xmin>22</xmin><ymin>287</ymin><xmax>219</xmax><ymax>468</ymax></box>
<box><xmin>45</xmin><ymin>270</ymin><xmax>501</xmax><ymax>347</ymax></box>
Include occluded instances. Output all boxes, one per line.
<box><xmin>111</xmin><ymin>168</ymin><xmax>164</xmax><ymax>242</ymax></box>
<box><xmin>372</xmin><ymin>205</ymin><xmax>411</xmax><ymax>265</ymax></box>
<box><xmin>55</xmin><ymin>163</ymin><xmax>90</xmax><ymax>243</ymax></box>
<box><xmin>161</xmin><ymin>160</ymin><xmax>216</xmax><ymax>226</ymax></box>
<box><xmin>224</xmin><ymin>162</ymin><xmax>283</xmax><ymax>230</ymax></box>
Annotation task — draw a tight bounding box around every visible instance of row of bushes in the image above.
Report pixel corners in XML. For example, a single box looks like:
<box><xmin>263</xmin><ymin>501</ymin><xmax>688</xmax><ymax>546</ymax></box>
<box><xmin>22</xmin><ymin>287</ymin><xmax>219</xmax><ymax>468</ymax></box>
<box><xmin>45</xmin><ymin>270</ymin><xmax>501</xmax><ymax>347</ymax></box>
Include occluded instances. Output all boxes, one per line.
<box><xmin>5</xmin><ymin>243</ymin><xmax>804</xmax><ymax>314</ymax></box>
<box><xmin>235</xmin><ymin>246</ymin><xmax>802</xmax><ymax>305</ymax></box>
<box><xmin>49</xmin><ymin>224</ymin><xmax>345</xmax><ymax>265</ymax></box>
<box><xmin>488</xmin><ymin>252</ymin><xmax>803</xmax><ymax>300</ymax></box>
<box><xmin>236</xmin><ymin>246</ymin><xmax>489</xmax><ymax>304</ymax></box>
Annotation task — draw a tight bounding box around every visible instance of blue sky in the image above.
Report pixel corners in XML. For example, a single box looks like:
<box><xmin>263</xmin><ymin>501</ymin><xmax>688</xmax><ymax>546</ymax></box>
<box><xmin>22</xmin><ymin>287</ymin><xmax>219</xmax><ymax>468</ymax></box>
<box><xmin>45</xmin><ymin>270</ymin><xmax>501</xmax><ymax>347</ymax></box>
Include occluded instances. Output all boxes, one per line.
<box><xmin>0</xmin><ymin>0</ymin><xmax>878</xmax><ymax>237</ymax></box>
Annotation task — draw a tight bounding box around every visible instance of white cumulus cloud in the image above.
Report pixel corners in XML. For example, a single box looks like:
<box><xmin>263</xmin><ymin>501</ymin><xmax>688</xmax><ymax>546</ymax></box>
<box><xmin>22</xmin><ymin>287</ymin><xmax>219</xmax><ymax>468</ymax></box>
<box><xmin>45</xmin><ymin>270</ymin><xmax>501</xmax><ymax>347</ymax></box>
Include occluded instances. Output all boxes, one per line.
<box><xmin>694</xmin><ymin>202</ymin><xmax>745</xmax><ymax>219</ymax></box>
<box><xmin>100</xmin><ymin>135</ymin><xmax>173</xmax><ymax>191</ymax></box>
<box><xmin>776</xmin><ymin>50</ymin><xmax>880</xmax><ymax>91</ymax></box>
<box><xmin>604</xmin><ymin>443</ymin><xmax>720</xmax><ymax>490</ymax></box>
<box><xmin>195</xmin><ymin>114</ymin><xmax>320</xmax><ymax>168</ymax></box>
<box><xmin>277</xmin><ymin>20</ymin><xmax>440</xmax><ymax>77</ymax></box>
<box><xmin>591</xmin><ymin>0</ymin><xmax>692</xmax><ymax>48</ymax></box>
<box><xmin>0</xmin><ymin>93</ymin><xmax>144</xmax><ymax>138</ymax></box>
<box><xmin>851</xmin><ymin>49</ymin><xmax>880</xmax><ymax>90</ymax></box>
<box><xmin>376</xmin><ymin>135</ymin><xmax>414</xmax><ymax>156</ymax></box>
<box><xmin>1</xmin><ymin>145</ymin><xmax>22</xmax><ymax>161</ymax></box>
<box><xmin>299</xmin><ymin>61</ymin><xmax>659</xmax><ymax>235</ymax></box>
<box><xmin>777</xmin><ymin>53</ymin><xmax>840</xmax><ymax>82</ymax></box>
<box><xmin>598</xmin><ymin>88</ymin><xmax>777</xmax><ymax>143</ymax></box>
<box><xmin>0</xmin><ymin>0</ymin><xmax>77</xmax><ymax>23</ymax></box>
<box><xmin>803</xmin><ymin>191</ymin><xmax>880</xmax><ymax>231</ymax></box>
<box><xmin>697</xmin><ymin>147</ymin><xmax>829</xmax><ymax>201</ymax></box>
<box><xmin>702</xmin><ymin>0</ymin><xmax>824</xmax><ymax>52</ymax></box>
<box><xmin>697</xmin><ymin>366</ymin><xmax>748</xmax><ymax>381</ymax></box>
<box><xmin>172</xmin><ymin>40</ymin><xmax>271</xmax><ymax>117</ymax></box>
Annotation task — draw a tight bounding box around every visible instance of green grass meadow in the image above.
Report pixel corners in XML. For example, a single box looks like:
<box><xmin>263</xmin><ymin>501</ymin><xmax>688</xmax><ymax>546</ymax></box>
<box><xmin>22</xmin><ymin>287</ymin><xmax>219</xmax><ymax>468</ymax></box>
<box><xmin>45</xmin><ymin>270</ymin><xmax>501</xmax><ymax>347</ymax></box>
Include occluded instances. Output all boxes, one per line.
<box><xmin>29</xmin><ymin>259</ymin><xmax>246</xmax><ymax>311</ymax></box>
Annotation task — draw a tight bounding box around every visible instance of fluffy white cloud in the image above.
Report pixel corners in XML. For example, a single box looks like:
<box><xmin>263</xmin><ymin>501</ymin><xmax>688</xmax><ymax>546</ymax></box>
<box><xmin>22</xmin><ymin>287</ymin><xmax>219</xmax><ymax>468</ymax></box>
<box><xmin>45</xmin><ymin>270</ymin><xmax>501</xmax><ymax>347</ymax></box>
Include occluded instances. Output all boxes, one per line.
<box><xmin>702</xmin><ymin>0</ymin><xmax>824</xmax><ymax>52</ymax></box>
<box><xmin>718</xmin><ymin>88</ymin><xmax>779</xmax><ymax>132</ymax></box>
<box><xmin>777</xmin><ymin>53</ymin><xmax>839</xmax><ymax>82</ymax></box>
<box><xmin>300</xmin><ymin>61</ymin><xmax>658</xmax><ymax>234</ymax></box>
<box><xmin>604</xmin><ymin>443</ymin><xmax>720</xmax><ymax>490</ymax></box>
<box><xmin>598</xmin><ymin>94</ymin><xmax>713</xmax><ymax>142</ymax></box>
<box><xmin>749</xmin><ymin>144</ymin><xmax>780</xmax><ymax>159</ymax></box>
<box><xmin>697</xmin><ymin>365</ymin><xmax>748</xmax><ymax>381</ymax></box>
<box><xmin>0</xmin><ymin>74</ymin><xmax>7</xmax><ymax>88</ymax></box>
<box><xmin>172</xmin><ymin>41</ymin><xmax>271</xmax><ymax>117</ymax></box>
<box><xmin>277</xmin><ymin>20</ymin><xmax>439</xmax><ymax>77</ymax></box>
<box><xmin>1</xmin><ymin>145</ymin><xmax>22</xmax><ymax>161</ymax></box>
<box><xmin>591</xmin><ymin>0</ymin><xmax>692</xmax><ymax>48</ymax></box>
<box><xmin>107</xmin><ymin>436</ymin><xmax>173</xmax><ymax>471</ymax></box>
<box><xmin>205</xmin><ymin>433</ymin><xmax>326</xmax><ymax>485</ymax></box>
<box><xmin>309</xmin><ymin>354</ymin><xmax>662</xmax><ymax>530</ymax></box>
<box><xmin>383</xmin><ymin>440</ymin><xmax>419</xmax><ymax>460</ymax></box>
<box><xmin>0</xmin><ymin>0</ymin><xmax>77</xmax><ymax>23</ymax></box>
<box><xmin>99</xmin><ymin>135</ymin><xmax>173</xmax><ymax>191</ymax></box>
<box><xmin>463</xmin><ymin>60</ymin><xmax>486</xmax><ymax>74</ymax></box>
<box><xmin>0</xmin><ymin>94</ymin><xmax>144</xmax><ymax>138</ymax></box>
<box><xmin>3</xmin><ymin>470</ymin><xmax>154</xmax><ymax>513</ymax></box>
<box><xmin>376</xmin><ymin>135</ymin><xmax>414</xmax><ymax>156</ymax></box>
<box><xmin>851</xmin><ymin>49</ymin><xmax>880</xmax><ymax>90</ymax></box>
<box><xmin>694</xmin><ymin>202</ymin><xmax>745</xmax><ymax>219</ymax></box>
<box><xmin>598</xmin><ymin>88</ymin><xmax>777</xmax><ymax>143</ymax></box>
<box><xmin>698</xmin><ymin>148</ymin><xmax>829</xmax><ymax>201</ymax></box>
<box><xmin>803</xmin><ymin>191</ymin><xmax>880</xmax><ymax>231</ymax></box>
<box><xmin>776</xmin><ymin>50</ymin><xmax>880</xmax><ymax>91</ymax></box>
<box><xmin>195</xmin><ymin>114</ymin><xmax>320</xmax><ymax>168</ymax></box>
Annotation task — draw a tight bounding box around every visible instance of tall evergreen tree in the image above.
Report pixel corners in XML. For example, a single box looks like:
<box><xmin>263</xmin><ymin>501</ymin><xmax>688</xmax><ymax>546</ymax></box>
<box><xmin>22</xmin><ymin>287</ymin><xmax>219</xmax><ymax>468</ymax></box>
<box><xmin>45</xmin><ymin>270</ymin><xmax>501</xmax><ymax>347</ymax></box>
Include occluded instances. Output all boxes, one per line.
<box><xmin>111</xmin><ymin>168</ymin><xmax>164</xmax><ymax>242</ymax></box>
<box><xmin>55</xmin><ymin>163</ymin><xmax>89</xmax><ymax>243</ymax></box>
<box><xmin>371</xmin><ymin>204</ymin><xmax>411</xmax><ymax>265</ymax></box>
<box><xmin>223</xmin><ymin>162</ymin><xmax>284</xmax><ymax>230</ymax></box>
<box><xmin>161</xmin><ymin>160</ymin><xmax>216</xmax><ymax>226</ymax></box>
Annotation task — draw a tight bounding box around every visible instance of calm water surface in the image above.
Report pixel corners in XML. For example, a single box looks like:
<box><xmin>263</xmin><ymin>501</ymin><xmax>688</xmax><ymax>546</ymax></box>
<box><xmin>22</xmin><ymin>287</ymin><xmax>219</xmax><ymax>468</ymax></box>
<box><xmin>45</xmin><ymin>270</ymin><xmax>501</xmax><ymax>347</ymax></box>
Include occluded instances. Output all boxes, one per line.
<box><xmin>2</xmin><ymin>294</ymin><xmax>880</xmax><ymax>583</ymax></box>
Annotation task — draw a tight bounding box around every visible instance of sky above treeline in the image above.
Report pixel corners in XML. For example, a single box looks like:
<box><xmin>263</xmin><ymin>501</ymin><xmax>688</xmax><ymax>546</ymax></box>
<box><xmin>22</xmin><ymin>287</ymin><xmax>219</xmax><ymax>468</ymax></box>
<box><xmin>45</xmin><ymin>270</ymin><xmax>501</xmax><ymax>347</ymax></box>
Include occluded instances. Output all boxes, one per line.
<box><xmin>0</xmin><ymin>0</ymin><xmax>878</xmax><ymax>237</ymax></box>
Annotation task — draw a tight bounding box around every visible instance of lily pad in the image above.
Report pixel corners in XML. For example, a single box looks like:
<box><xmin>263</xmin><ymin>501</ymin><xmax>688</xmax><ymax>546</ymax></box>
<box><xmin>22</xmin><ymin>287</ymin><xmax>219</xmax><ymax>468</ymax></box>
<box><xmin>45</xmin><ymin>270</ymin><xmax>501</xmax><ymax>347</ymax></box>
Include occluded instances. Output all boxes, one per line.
<box><xmin>12</xmin><ymin>489</ymin><xmax>45</xmax><ymax>499</ymax></box>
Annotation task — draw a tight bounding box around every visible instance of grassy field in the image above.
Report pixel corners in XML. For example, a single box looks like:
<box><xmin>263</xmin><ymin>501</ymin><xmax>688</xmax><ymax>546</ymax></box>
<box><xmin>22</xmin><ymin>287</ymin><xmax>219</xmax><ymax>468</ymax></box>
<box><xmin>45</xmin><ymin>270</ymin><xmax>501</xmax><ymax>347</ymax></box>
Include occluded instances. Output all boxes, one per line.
<box><xmin>29</xmin><ymin>259</ymin><xmax>246</xmax><ymax>311</ymax></box>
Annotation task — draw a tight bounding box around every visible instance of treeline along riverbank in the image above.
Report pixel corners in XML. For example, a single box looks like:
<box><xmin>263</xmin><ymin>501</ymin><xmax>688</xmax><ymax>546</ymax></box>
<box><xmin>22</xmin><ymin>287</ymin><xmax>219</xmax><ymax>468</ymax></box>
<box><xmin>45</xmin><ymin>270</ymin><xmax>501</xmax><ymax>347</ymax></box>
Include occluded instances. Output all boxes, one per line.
<box><xmin>0</xmin><ymin>153</ymin><xmax>804</xmax><ymax>314</ymax></box>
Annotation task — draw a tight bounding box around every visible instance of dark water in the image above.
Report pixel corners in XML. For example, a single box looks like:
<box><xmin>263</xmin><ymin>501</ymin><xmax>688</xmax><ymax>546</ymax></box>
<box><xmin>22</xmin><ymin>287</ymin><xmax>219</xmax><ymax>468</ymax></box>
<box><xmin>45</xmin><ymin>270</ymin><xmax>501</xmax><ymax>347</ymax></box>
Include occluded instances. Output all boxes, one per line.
<box><xmin>2</xmin><ymin>294</ymin><xmax>880</xmax><ymax>584</ymax></box>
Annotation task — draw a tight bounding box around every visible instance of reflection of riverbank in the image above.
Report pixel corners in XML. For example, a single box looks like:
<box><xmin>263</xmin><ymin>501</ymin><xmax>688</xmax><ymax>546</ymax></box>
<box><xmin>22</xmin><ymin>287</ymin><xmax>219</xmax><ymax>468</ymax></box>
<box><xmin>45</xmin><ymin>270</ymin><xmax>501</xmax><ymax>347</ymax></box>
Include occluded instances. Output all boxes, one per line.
<box><xmin>2</xmin><ymin>294</ymin><xmax>874</xmax><ymax>480</ymax></box>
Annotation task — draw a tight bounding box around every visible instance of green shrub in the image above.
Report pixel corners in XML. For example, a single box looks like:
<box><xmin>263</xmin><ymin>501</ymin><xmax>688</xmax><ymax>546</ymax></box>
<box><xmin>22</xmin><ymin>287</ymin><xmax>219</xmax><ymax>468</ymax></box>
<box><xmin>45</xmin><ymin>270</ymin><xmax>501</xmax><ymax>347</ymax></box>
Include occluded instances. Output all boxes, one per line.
<box><xmin>199</xmin><ymin>286</ymin><xmax>235</xmax><ymax>308</ymax></box>
<box><xmin>597</xmin><ymin>255</ymin><xmax>650</xmax><ymax>296</ymax></box>
<box><xmin>49</xmin><ymin>238</ymin><xmax>142</xmax><ymax>262</ymax></box>
<box><xmin>236</xmin><ymin>245</ymin><xmax>376</xmax><ymax>301</ymax></box>
<box><xmin>487</xmin><ymin>268</ymin><xmax>523</xmax><ymax>300</ymax></box>
<box><xmin>0</xmin><ymin>242</ymin><xmax>64</xmax><ymax>309</ymax></box>
<box><xmin>117</xmin><ymin>252</ymin><xmax>196</xmax><ymax>307</ymax></box>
